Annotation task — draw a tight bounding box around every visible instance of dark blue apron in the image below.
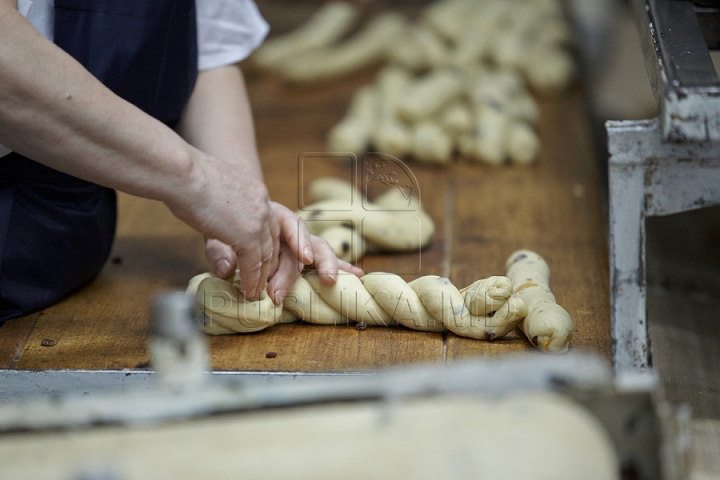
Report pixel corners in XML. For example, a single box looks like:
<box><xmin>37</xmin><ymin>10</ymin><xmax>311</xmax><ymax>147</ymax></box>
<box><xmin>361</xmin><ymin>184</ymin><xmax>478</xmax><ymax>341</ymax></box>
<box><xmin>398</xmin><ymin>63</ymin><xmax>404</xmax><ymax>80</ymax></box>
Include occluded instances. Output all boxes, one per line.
<box><xmin>0</xmin><ymin>0</ymin><xmax>198</xmax><ymax>323</ymax></box>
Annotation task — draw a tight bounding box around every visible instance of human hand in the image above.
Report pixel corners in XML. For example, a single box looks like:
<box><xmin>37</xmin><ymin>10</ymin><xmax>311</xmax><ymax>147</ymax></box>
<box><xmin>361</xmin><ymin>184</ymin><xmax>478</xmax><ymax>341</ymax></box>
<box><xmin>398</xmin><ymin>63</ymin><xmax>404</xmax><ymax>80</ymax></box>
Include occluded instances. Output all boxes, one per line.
<box><xmin>166</xmin><ymin>154</ymin><xmax>283</xmax><ymax>300</ymax></box>
<box><xmin>202</xmin><ymin>201</ymin><xmax>364</xmax><ymax>304</ymax></box>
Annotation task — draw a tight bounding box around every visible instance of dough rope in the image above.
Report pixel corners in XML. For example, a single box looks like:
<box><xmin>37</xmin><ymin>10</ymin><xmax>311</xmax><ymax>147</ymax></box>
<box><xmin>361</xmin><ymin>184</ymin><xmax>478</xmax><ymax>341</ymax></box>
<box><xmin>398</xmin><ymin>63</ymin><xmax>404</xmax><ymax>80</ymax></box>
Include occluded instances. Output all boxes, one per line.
<box><xmin>249</xmin><ymin>0</ymin><xmax>575</xmax><ymax>166</ymax></box>
<box><xmin>251</xmin><ymin>2</ymin><xmax>360</xmax><ymax>70</ymax></box>
<box><xmin>505</xmin><ymin>249</ymin><xmax>574</xmax><ymax>353</ymax></box>
<box><xmin>278</xmin><ymin>12</ymin><xmax>407</xmax><ymax>84</ymax></box>
<box><xmin>187</xmin><ymin>271</ymin><xmax>528</xmax><ymax>342</ymax></box>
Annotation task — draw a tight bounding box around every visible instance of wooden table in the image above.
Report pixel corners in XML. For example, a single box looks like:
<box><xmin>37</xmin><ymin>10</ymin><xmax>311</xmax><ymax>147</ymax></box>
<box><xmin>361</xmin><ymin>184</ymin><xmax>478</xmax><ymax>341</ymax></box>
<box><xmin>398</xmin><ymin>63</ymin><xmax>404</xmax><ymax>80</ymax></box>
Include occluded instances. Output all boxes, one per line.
<box><xmin>0</xmin><ymin>5</ymin><xmax>610</xmax><ymax>374</ymax></box>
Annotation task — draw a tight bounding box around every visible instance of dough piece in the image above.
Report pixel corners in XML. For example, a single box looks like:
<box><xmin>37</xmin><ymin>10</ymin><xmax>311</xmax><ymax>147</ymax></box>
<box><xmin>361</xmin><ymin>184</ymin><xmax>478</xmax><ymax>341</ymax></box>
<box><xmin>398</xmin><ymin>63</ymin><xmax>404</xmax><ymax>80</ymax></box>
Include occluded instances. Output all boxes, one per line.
<box><xmin>305</xmin><ymin>273</ymin><xmax>397</xmax><ymax>326</ymax></box>
<box><xmin>468</xmin><ymin>69</ymin><xmax>526</xmax><ymax>110</ymax></box>
<box><xmin>521</xmin><ymin>46</ymin><xmax>576</xmax><ymax>94</ymax></box>
<box><xmin>411</xmin><ymin>120</ymin><xmax>454</xmax><ymax>165</ymax></box>
<box><xmin>252</xmin><ymin>2</ymin><xmax>360</xmax><ymax>69</ymax></box>
<box><xmin>439</xmin><ymin>101</ymin><xmax>474</xmax><ymax>139</ymax></box>
<box><xmin>411</xmin><ymin>275</ymin><xmax>527</xmax><ymax>340</ymax></box>
<box><xmin>460</xmin><ymin>103</ymin><xmax>510</xmax><ymax>166</ymax></box>
<box><xmin>505</xmin><ymin>249</ymin><xmax>574</xmax><ymax>353</ymax></box>
<box><xmin>319</xmin><ymin>225</ymin><xmax>365</xmax><ymax>263</ymax></box>
<box><xmin>307</xmin><ymin>177</ymin><xmax>362</xmax><ymax>205</ymax></box>
<box><xmin>361</xmin><ymin>208</ymin><xmax>435</xmax><ymax>251</ymax></box>
<box><xmin>373</xmin><ymin>183</ymin><xmax>422</xmax><ymax>210</ymax></box>
<box><xmin>280</xmin><ymin>12</ymin><xmax>407</xmax><ymax>84</ymax></box>
<box><xmin>448</xmin><ymin>14</ymin><xmax>493</xmax><ymax>68</ymax></box>
<box><xmin>362</xmin><ymin>273</ymin><xmax>445</xmax><ymax>332</ymax></box>
<box><xmin>283</xmin><ymin>276</ymin><xmax>345</xmax><ymax>325</ymax></box>
<box><xmin>422</xmin><ymin>0</ymin><xmax>477</xmax><ymax>44</ymax></box>
<box><xmin>373</xmin><ymin>66</ymin><xmax>413</xmax><ymax>158</ymax></box>
<box><xmin>297</xmin><ymin>199</ymin><xmax>363</xmax><ymax>235</ymax></box>
<box><xmin>506</xmin><ymin>90</ymin><xmax>540</xmax><ymax>125</ymax></box>
<box><xmin>492</xmin><ymin>29</ymin><xmax>528</xmax><ymax>71</ymax></box>
<box><xmin>387</xmin><ymin>24</ymin><xmax>450</xmax><ymax>72</ymax></box>
<box><xmin>298</xmin><ymin>177</ymin><xmax>435</xmax><ymax>261</ymax></box>
<box><xmin>506</xmin><ymin>120</ymin><xmax>539</xmax><ymax>166</ymax></box>
<box><xmin>398</xmin><ymin>69</ymin><xmax>464</xmax><ymax>121</ymax></box>
<box><xmin>328</xmin><ymin>85</ymin><xmax>377</xmax><ymax>154</ymax></box>
<box><xmin>190</xmin><ymin>275</ymin><xmax>282</xmax><ymax>335</ymax></box>
<box><xmin>374</xmin><ymin>121</ymin><xmax>412</xmax><ymax>159</ymax></box>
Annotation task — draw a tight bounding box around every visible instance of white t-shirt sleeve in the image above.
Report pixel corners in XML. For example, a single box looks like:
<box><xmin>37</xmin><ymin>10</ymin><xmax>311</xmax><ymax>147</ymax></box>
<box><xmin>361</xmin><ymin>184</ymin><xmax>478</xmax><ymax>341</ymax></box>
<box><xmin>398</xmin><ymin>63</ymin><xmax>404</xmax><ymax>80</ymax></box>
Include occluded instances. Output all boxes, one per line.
<box><xmin>1</xmin><ymin>0</ymin><xmax>267</xmax><ymax>157</ymax></box>
<box><xmin>196</xmin><ymin>0</ymin><xmax>269</xmax><ymax>71</ymax></box>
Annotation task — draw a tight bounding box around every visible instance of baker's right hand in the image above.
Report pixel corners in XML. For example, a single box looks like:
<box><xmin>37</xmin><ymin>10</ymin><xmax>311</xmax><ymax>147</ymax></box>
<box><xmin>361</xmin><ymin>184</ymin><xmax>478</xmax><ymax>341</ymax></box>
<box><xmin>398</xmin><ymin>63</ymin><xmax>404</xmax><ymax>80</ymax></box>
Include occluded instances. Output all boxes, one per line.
<box><xmin>165</xmin><ymin>154</ymin><xmax>283</xmax><ymax>300</ymax></box>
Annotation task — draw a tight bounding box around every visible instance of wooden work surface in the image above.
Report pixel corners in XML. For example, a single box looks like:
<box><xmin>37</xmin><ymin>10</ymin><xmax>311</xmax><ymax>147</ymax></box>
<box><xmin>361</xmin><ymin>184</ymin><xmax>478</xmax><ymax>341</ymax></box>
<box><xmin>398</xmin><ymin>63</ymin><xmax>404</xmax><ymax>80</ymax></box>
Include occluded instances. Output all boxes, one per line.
<box><xmin>0</xmin><ymin>6</ymin><xmax>610</xmax><ymax>372</ymax></box>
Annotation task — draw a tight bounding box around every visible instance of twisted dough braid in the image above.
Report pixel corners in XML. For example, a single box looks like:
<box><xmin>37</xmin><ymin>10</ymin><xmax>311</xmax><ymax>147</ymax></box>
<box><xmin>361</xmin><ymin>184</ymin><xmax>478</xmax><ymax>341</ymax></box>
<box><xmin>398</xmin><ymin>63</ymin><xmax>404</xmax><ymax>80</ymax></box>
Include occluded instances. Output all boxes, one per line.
<box><xmin>188</xmin><ymin>272</ymin><xmax>528</xmax><ymax>342</ymax></box>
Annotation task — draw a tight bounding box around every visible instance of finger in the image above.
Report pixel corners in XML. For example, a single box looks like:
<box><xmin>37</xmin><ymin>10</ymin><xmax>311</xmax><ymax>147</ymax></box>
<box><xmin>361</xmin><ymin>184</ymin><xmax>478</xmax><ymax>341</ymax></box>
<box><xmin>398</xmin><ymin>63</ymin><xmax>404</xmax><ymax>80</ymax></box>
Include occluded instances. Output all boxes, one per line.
<box><xmin>268</xmin><ymin>211</ymin><xmax>281</xmax><ymax>278</ymax></box>
<box><xmin>254</xmin><ymin>210</ymin><xmax>280</xmax><ymax>299</ymax></box>
<box><xmin>272</xmin><ymin>202</ymin><xmax>314</xmax><ymax>265</ymax></box>
<box><xmin>235</xmin><ymin>226</ymin><xmax>272</xmax><ymax>300</ymax></box>
<box><xmin>237</xmin><ymin>203</ymin><xmax>279</xmax><ymax>300</ymax></box>
<box><xmin>310</xmin><ymin>235</ymin><xmax>340</xmax><ymax>285</ymax></box>
<box><xmin>236</xmin><ymin>243</ymin><xmax>263</xmax><ymax>300</ymax></box>
<box><xmin>267</xmin><ymin>244</ymin><xmax>303</xmax><ymax>305</ymax></box>
<box><xmin>205</xmin><ymin>238</ymin><xmax>236</xmax><ymax>279</ymax></box>
<box><xmin>338</xmin><ymin>260</ymin><xmax>364</xmax><ymax>278</ymax></box>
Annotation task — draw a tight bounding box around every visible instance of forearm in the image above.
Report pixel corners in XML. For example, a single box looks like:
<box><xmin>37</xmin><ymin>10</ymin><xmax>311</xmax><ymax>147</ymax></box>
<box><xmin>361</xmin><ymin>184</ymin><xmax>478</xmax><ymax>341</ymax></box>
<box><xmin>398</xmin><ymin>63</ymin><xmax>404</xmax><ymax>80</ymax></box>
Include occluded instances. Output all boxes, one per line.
<box><xmin>177</xmin><ymin>64</ymin><xmax>264</xmax><ymax>181</ymax></box>
<box><xmin>0</xmin><ymin>1</ymin><xmax>204</xmax><ymax>205</ymax></box>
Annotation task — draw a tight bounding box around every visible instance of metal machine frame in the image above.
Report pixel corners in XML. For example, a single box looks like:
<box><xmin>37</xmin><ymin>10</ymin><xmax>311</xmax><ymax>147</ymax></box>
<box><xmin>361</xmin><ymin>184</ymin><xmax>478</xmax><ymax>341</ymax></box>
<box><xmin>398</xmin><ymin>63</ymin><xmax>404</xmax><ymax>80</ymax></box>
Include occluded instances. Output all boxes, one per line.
<box><xmin>608</xmin><ymin>0</ymin><xmax>720</xmax><ymax>371</ymax></box>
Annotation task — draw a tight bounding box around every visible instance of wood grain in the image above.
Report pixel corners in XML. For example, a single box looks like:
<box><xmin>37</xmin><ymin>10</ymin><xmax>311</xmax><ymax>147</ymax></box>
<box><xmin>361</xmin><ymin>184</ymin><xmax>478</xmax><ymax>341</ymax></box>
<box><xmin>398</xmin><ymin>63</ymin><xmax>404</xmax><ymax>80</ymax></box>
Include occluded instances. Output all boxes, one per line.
<box><xmin>209</xmin><ymin>322</ymin><xmax>443</xmax><ymax>371</ymax></box>
<box><xmin>15</xmin><ymin>233</ymin><xmax>206</xmax><ymax>370</ymax></box>
<box><xmin>446</xmin><ymin>88</ymin><xmax>611</xmax><ymax>360</ymax></box>
<box><xmin>0</xmin><ymin>313</ymin><xmax>40</xmax><ymax>368</ymax></box>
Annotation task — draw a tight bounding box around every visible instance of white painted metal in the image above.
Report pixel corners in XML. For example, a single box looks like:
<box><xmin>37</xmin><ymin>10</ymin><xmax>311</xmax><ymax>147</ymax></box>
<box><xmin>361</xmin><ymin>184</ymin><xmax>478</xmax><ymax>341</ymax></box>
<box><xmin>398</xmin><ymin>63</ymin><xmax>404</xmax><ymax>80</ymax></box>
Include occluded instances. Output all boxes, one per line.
<box><xmin>607</xmin><ymin>0</ymin><xmax>720</xmax><ymax>372</ymax></box>
<box><xmin>607</xmin><ymin>118</ymin><xmax>720</xmax><ymax>372</ymax></box>
<box><xmin>0</xmin><ymin>354</ymin><xmax>612</xmax><ymax>430</ymax></box>
<box><xmin>0</xmin><ymin>354</ymin><xmax>692</xmax><ymax>480</ymax></box>
<box><xmin>0</xmin><ymin>369</ymin><xmax>378</xmax><ymax>404</ymax></box>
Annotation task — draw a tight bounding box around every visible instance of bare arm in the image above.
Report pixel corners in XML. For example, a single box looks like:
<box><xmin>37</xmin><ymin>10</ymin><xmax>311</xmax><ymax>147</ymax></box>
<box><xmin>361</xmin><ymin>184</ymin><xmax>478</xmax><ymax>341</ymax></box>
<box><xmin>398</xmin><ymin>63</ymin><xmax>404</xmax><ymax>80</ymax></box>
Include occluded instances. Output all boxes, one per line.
<box><xmin>177</xmin><ymin>66</ymin><xmax>358</xmax><ymax>302</ymax></box>
<box><xmin>0</xmin><ymin>0</ymin><xmax>277</xmax><ymax>299</ymax></box>
<box><xmin>0</xmin><ymin>0</ymin><xmax>200</xmax><ymax>203</ymax></box>
<box><xmin>177</xmin><ymin>65</ymin><xmax>263</xmax><ymax>180</ymax></box>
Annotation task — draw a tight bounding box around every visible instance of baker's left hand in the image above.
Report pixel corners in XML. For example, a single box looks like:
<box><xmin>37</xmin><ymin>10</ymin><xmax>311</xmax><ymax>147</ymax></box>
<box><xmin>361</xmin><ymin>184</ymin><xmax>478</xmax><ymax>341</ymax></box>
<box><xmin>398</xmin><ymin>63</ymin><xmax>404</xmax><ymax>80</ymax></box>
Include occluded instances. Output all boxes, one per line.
<box><xmin>204</xmin><ymin>202</ymin><xmax>363</xmax><ymax>305</ymax></box>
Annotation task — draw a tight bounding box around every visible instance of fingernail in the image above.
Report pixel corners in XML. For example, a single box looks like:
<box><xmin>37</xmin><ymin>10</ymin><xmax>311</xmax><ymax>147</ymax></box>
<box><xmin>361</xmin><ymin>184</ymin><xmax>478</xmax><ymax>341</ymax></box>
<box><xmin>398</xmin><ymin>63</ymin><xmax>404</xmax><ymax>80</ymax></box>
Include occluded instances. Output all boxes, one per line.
<box><xmin>303</xmin><ymin>247</ymin><xmax>314</xmax><ymax>265</ymax></box>
<box><xmin>330</xmin><ymin>269</ymin><xmax>338</xmax><ymax>282</ymax></box>
<box><xmin>274</xmin><ymin>290</ymin><xmax>287</xmax><ymax>305</ymax></box>
<box><xmin>218</xmin><ymin>259</ymin><xmax>231</xmax><ymax>276</ymax></box>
